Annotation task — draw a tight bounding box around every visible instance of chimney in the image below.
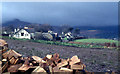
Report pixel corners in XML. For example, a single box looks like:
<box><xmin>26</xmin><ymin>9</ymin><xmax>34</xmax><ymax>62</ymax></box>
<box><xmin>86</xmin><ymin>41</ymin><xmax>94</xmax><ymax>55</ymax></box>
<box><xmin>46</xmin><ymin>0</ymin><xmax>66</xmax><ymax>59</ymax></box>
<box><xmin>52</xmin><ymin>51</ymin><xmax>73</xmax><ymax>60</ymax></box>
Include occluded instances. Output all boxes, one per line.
<box><xmin>14</xmin><ymin>29</ymin><xmax>17</xmax><ymax>33</ymax></box>
<box><xmin>24</xmin><ymin>27</ymin><xmax>28</xmax><ymax>29</ymax></box>
<box><xmin>62</xmin><ymin>32</ymin><xmax>64</xmax><ymax>35</ymax></box>
<box><xmin>17</xmin><ymin>28</ymin><xmax>20</xmax><ymax>31</ymax></box>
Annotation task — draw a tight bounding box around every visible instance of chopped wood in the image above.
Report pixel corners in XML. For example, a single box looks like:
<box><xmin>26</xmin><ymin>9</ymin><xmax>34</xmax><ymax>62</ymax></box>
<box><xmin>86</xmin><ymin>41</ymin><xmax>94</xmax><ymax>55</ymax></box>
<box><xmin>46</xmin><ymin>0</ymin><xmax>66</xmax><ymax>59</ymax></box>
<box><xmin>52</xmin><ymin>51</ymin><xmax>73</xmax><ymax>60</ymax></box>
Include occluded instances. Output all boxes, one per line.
<box><xmin>71</xmin><ymin>55</ymin><xmax>79</xmax><ymax>61</ymax></box>
<box><xmin>2</xmin><ymin>49</ymin><xmax>22</xmax><ymax>59</ymax></box>
<box><xmin>14</xmin><ymin>58</ymin><xmax>19</xmax><ymax>64</ymax></box>
<box><xmin>49</xmin><ymin>66</ymin><xmax>53</xmax><ymax>73</ymax></box>
<box><xmin>32</xmin><ymin>56</ymin><xmax>42</xmax><ymax>62</ymax></box>
<box><xmin>0</xmin><ymin>68</ymin><xmax>1</xmax><ymax>74</ymax></box>
<box><xmin>32</xmin><ymin>66</ymin><xmax>46</xmax><ymax>73</ymax></box>
<box><xmin>1</xmin><ymin>49</ymin><xmax>88</xmax><ymax>73</ymax></box>
<box><xmin>53</xmin><ymin>66</ymin><xmax>62</xmax><ymax>72</ymax></box>
<box><xmin>57</xmin><ymin>59</ymin><xmax>68</xmax><ymax>68</ymax></box>
<box><xmin>83</xmin><ymin>64</ymin><xmax>86</xmax><ymax>68</ymax></box>
<box><xmin>0</xmin><ymin>61</ymin><xmax>2</xmax><ymax>66</ymax></box>
<box><xmin>71</xmin><ymin>64</ymin><xmax>84</xmax><ymax>70</ymax></box>
<box><xmin>46</xmin><ymin>54</ymin><xmax>52</xmax><ymax>59</ymax></box>
<box><xmin>24</xmin><ymin>59</ymin><xmax>30</xmax><ymax>65</ymax></box>
<box><xmin>46</xmin><ymin>59</ymin><xmax>53</xmax><ymax>66</ymax></box>
<box><xmin>53</xmin><ymin>53</ymin><xmax>59</xmax><ymax>61</ymax></box>
<box><xmin>69</xmin><ymin>55</ymin><xmax>80</xmax><ymax>65</ymax></box>
<box><xmin>29</xmin><ymin>63</ymin><xmax>33</xmax><ymax>66</ymax></box>
<box><xmin>9</xmin><ymin>57</ymin><xmax>16</xmax><ymax>64</ymax></box>
<box><xmin>50</xmin><ymin>62</ymin><xmax>56</xmax><ymax>67</ymax></box>
<box><xmin>2</xmin><ymin>59</ymin><xmax>7</xmax><ymax>62</ymax></box>
<box><xmin>0</xmin><ymin>39</ymin><xmax>8</xmax><ymax>47</ymax></box>
<box><xmin>0</xmin><ymin>61</ymin><xmax>2</xmax><ymax>74</ymax></box>
<box><xmin>60</xmin><ymin>67</ymin><xmax>73</xmax><ymax>72</ymax></box>
<box><xmin>18</xmin><ymin>64</ymin><xmax>31</xmax><ymax>71</ymax></box>
<box><xmin>2</xmin><ymin>62</ymin><xmax>9</xmax><ymax>73</ymax></box>
<box><xmin>7</xmin><ymin>64</ymin><xmax>22</xmax><ymax>72</ymax></box>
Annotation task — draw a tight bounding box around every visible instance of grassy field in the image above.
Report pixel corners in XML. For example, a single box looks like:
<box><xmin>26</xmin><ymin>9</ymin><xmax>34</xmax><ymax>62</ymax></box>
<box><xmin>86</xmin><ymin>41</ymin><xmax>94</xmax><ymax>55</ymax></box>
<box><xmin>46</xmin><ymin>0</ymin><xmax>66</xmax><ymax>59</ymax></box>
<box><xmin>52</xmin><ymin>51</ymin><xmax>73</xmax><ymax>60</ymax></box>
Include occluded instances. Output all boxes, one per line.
<box><xmin>1</xmin><ymin>36</ymin><xmax>105</xmax><ymax>48</ymax></box>
<box><xmin>74</xmin><ymin>38</ymin><xmax>118</xmax><ymax>44</ymax></box>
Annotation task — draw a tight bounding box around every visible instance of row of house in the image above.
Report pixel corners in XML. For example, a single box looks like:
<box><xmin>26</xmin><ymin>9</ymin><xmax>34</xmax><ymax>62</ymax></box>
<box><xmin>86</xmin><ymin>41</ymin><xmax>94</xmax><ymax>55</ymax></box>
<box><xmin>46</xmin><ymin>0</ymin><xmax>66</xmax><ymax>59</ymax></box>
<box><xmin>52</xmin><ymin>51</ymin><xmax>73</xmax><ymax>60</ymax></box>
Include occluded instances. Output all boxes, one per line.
<box><xmin>3</xmin><ymin>26</ymin><xmax>84</xmax><ymax>41</ymax></box>
<box><xmin>8</xmin><ymin>27</ymin><xmax>61</xmax><ymax>41</ymax></box>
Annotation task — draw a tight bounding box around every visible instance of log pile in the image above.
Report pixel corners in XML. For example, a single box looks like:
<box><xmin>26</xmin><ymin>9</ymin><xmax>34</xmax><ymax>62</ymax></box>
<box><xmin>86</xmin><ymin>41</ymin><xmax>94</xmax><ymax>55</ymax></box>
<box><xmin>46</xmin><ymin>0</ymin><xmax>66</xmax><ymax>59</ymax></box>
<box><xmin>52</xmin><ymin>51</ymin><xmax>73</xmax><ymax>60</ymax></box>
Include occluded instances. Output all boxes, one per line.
<box><xmin>1</xmin><ymin>49</ymin><xmax>90</xmax><ymax>74</ymax></box>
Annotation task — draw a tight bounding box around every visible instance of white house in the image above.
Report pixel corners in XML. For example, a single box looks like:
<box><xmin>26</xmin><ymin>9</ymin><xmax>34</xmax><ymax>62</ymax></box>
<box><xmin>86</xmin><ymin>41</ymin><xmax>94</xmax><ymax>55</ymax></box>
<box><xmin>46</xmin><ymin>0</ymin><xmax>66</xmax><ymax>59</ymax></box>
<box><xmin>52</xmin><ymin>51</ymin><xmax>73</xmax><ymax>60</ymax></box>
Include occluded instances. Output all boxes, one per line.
<box><xmin>12</xmin><ymin>27</ymin><xmax>35</xmax><ymax>39</ymax></box>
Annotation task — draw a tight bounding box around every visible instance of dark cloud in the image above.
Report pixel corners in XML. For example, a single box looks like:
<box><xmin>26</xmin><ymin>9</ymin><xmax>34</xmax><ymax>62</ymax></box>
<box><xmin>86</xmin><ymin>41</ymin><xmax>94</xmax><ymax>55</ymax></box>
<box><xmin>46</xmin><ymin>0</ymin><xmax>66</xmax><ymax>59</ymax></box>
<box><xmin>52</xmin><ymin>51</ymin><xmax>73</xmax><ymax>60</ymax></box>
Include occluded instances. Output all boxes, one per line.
<box><xmin>2</xmin><ymin>2</ymin><xmax>118</xmax><ymax>26</ymax></box>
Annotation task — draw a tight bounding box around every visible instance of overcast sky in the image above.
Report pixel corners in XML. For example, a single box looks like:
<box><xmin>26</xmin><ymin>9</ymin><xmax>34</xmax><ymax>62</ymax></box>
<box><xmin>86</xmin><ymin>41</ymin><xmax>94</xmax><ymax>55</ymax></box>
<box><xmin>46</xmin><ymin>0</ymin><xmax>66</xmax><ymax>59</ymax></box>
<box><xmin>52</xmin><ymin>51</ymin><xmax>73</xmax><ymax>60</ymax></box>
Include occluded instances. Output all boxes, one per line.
<box><xmin>2</xmin><ymin>2</ymin><xmax>118</xmax><ymax>26</ymax></box>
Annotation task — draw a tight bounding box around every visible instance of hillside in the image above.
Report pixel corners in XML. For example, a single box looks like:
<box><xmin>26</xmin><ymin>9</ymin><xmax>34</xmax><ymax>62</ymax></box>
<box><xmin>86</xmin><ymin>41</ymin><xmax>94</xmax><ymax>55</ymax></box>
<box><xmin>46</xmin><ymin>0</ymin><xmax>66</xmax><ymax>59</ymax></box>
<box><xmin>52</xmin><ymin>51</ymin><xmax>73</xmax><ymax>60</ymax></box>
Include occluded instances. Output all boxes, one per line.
<box><xmin>2</xmin><ymin>19</ymin><xmax>31</xmax><ymax>28</ymax></box>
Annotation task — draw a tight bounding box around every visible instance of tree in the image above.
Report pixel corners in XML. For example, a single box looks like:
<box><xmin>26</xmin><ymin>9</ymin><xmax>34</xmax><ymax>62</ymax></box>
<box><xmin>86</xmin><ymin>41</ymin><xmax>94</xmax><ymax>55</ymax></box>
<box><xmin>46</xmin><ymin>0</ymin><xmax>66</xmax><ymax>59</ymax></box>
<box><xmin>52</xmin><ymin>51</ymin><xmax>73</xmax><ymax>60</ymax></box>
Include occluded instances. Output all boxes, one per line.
<box><xmin>74</xmin><ymin>28</ymin><xmax>80</xmax><ymax>36</ymax></box>
<box><xmin>3</xmin><ymin>25</ymin><xmax>14</xmax><ymax>33</ymax></box>
<box><xmin>35</xmin><ymin>32</ymin><xmax>44</xmax><ymax>40</ymax></box>
<box><xmin>61</xmin><ymin>24</ymin><xmax>73</xmax><ymax>33</ymax></box>
<box><xmin>36</xmin><ymin>24</ymin><xmax>52</xmax><ymax>32</ymax></box>
<box><xmin>68</xmin><ymin>27</ymin><xmax>74</xmax><ymax>32</ymax></box>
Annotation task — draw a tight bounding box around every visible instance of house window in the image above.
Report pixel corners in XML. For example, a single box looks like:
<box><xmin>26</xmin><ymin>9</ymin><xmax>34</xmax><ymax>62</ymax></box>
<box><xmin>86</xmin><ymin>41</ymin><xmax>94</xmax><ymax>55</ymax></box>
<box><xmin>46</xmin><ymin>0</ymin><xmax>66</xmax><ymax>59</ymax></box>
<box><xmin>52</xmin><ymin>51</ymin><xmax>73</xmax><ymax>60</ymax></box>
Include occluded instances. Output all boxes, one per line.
<box><xmin>21</xmin><ymin>33</ymin><xmax>24</xmax><ymax>36</ymax></box>
<box><xmin>25</xmin><ymin>34</ymin><xmax>28</xmax><ymax>36</ymax></box>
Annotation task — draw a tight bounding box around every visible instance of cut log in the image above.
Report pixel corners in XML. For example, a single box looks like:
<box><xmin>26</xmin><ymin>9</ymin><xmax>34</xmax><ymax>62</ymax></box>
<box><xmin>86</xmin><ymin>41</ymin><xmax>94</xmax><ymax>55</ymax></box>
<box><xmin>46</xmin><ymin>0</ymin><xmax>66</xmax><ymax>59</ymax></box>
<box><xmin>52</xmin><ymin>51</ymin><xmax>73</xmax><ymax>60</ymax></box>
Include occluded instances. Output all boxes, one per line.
<box><xmin>7</xmin><ymin>64</ymin><xmax>22</xmax><ymax>72</ymax></box>
<box><xmin>57</xmin><ymin>59</ymin><xmax>68</xmax><ymax>68</ymax></box>
<box><xmin>53</xmin><ymin>53</ymin><xmax>59</xmax><ymax>61</ymax></box>
<box><xmin>60</xmin><ymin>67</ymin><xmax>73</xmax><ymax>72</ymax></box>
<box><xmin>32</xmin><ymin>66</ymin><xmax>46</xmax><ymax>73</ymax></box>
<box><xmin>29</xmin><ymin>63</ymin><xmax>33</xmax><ymax>66</ymax></box>
<box><xmin>9</xmin><ymin>57</ymin><xmax>16</xmax><ymax>64</ymax></box>
<box><xmin>32</xmin><ymin>56</ymin><xmax>43</xmax><ymax>63</ymax></box>
<box><xmin>53</xmin><ymin>66</ymin><xmax>62</xmax><ymax>72</ymax></box>
<box><xmin>46</xmin><ymin>55</ymin><xmax>52</xmax><ymax>59</ymax></box>
<box><xmin>2</xmin><ymin>59</ymin><xmax>7</xmax><ymax>62</ymax></box>
<box><xmin>0</xmin><ymin>61</ymin><xmax>1</xmax><ymax>66</ymax></box>
<box><xmin>14</xmin><ymin>58</ymin><xmax>19</xmax><ymax>64</ymax></box>
<box><xmin>9</xmin><ymin>50</ymin><xmax>22</xmax><ymax>58</ymax></box>
<box><xmin>0</xmin><ymin>68</ymin><xmax>1</xmax><ymax>74</ymax></box>
<box><xmin>49</xmin><ymin>66</ymin><xmax>53</xmax><ymax>73</ymax></box>
<box><xmin>69</xmin><ymin>55</ymin><xmax>80</xmax><ymax>65</ymax></box>
<box><xmin>50</xmin><ymin>62</ymin><xmax>56</xmax><ymax>67</ymax></box>
<box><xmin>46</xmin><ymin>59</ymin><xmax>53</xmax><ymax>66</ymax></box>
<box><xmin>0</xmin><ymin>61</ymin><xmax>2</xmax><ymax>74</ymax></box>
<box><xmin>2</xmin><ymin>49</ymin><xmax>22</xmax><ymax>59</ymax></box>
<box><xmin>2</xmin><ymin>62</ymin><xmax>8</xmax><ymax>73</ymax></box>
<box><xmin>71</xmin><ymin>64</ymin><xmax>84</xmax><ymax>70</ymax></box>
<box><xmin>24</xmin><ymin>59</ymin><xmax>30</xmax><ymax>65</ymax></box>
<box><xmin>83</xmin><ymin>64</ymin><xmax>86</xmax><ymax>68</ymax></box>
<box><xmin>18</xmin><ymin>64</ymin><xmax>31</xmax><ymax>71</ymax></box>
<box><xmin>43</xmin><ymin>57</ymin><xmax>48</xmax><ymax>61</ymax></box>
<box><xmin>0</xmin><ymin>39</ymin><xmax>8</xmax><ymax>47</ymax></box>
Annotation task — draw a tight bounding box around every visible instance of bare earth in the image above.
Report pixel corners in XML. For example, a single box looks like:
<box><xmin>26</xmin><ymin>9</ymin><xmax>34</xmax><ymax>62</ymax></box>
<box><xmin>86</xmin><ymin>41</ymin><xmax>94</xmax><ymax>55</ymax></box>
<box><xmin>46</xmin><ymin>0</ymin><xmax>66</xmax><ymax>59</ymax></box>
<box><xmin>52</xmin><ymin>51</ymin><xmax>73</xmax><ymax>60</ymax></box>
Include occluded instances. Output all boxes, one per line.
<box><xmin>4</xmin><ymin>38</ymin><xmax>118</xmax><ymax>72</ymax></box>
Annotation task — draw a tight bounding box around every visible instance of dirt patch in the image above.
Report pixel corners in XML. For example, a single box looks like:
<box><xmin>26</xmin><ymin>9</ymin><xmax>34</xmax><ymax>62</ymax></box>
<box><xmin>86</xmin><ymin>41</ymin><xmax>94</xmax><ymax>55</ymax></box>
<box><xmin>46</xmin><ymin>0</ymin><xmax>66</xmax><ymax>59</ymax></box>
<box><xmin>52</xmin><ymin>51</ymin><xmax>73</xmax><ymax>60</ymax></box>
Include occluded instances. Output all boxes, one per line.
<box><xmin>4</xmin><ymin>38</ymin><xmax>118</xmax><ymax>72</ymax></box>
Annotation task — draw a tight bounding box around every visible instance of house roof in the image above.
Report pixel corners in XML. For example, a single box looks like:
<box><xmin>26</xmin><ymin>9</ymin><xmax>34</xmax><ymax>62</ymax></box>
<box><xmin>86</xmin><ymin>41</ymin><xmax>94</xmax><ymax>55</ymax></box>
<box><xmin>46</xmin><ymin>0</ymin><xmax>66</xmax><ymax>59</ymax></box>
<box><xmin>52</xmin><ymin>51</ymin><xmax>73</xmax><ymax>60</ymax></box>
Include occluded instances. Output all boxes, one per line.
<box><xmin>14</xmin><ymin>28</ymin><xmax>35</xmax><ymax>35</ymax></box>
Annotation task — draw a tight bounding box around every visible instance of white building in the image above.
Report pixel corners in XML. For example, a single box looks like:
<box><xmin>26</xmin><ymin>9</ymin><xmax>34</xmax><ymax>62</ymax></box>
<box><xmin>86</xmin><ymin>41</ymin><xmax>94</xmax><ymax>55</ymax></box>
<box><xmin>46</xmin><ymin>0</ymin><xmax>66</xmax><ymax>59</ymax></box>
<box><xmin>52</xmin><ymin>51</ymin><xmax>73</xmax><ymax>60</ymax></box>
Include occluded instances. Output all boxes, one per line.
<box><xmin>12</xmin><ymin>28</ymin><xmax>35</xmax><ymax>39</ymax></box>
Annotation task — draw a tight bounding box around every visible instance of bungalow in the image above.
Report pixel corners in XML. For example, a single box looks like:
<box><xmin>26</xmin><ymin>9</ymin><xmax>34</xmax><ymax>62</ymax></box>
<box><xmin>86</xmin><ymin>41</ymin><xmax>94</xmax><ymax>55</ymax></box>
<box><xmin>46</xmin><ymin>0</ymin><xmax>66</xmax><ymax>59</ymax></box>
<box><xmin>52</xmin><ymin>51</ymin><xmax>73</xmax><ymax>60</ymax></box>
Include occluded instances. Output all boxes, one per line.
<box><xmin>12</xmin><ymin>27</ymin><xmax>35</xmax><ymax>39</ymax></box>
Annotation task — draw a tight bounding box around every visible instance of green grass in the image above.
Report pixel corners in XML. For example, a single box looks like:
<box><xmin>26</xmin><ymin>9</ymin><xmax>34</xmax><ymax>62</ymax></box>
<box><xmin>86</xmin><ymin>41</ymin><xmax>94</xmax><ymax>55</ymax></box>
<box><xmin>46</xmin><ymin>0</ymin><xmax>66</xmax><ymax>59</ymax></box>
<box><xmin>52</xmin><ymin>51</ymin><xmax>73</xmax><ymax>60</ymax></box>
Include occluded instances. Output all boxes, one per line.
<box><xmin>74</xmin><ymin>38</ymin><xmax>118</xmax><ymax>44</ymax></box>
<box><xmin>2</xmin><ymin>36</ymin><xmax>117</xmax><ymax>49</ymax></box>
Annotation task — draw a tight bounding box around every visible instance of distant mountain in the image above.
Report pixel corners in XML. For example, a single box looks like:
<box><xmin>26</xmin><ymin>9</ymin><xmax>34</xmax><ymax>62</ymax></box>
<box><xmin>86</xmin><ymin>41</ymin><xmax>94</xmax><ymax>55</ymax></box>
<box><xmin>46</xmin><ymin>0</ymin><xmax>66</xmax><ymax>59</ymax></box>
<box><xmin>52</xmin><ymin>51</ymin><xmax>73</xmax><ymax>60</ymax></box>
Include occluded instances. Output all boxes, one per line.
<box><xmin>74</xmin><ymin>25</ymin><xmax>118</xmax><ymax>39</ymax></box>
<box><xmin>73</xmin><ymin>25</ymin><xmax>118</xmax><ymax>31</ymax></box>
<box><xmin>2</xmin><ymin>19</ymin><xmax>31</xmax><ymax>28</ymax></box>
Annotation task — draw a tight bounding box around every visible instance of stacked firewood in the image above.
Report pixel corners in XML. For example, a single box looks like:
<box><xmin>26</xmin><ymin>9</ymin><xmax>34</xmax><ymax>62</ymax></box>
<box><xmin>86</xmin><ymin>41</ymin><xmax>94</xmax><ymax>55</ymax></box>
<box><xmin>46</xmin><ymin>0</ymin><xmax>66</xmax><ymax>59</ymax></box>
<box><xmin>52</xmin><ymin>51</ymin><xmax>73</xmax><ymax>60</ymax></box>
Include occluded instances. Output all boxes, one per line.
<box><xmin>1</xmin><ymin>49</ymin><xmax>90</xmax><ymax>74</ymax></box>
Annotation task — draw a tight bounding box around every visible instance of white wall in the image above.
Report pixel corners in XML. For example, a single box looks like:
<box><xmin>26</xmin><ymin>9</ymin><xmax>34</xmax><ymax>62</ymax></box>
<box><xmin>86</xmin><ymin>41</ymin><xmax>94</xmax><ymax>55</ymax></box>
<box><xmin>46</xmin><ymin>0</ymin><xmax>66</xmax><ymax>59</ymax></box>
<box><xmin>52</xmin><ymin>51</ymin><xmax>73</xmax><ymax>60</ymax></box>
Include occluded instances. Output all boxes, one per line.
<box><xmin>13</xmin><ymin>29</ymin><xmax>31</xmax><ymax>39</ymax></box>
